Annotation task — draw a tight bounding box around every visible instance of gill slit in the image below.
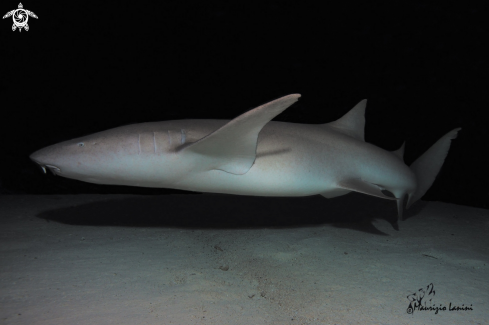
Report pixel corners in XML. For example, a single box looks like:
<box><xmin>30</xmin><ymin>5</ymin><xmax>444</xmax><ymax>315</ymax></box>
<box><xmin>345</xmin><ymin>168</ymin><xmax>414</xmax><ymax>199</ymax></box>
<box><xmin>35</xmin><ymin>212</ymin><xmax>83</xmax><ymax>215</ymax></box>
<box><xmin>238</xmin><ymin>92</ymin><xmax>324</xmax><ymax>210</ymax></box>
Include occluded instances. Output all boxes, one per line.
<box><xmin>153</xmin><ymin>132</ymin><xmax>156</xmax><ymax>153</ymax></box>
<box><xmin>138</xmin><ymin>134</ymin><xmax>141</xmax><ymax>155</ymax></box>
<box><xmin>181</xmin><ymin>129</ymin><xmax>186</xmax><ymax>144</ymax></box>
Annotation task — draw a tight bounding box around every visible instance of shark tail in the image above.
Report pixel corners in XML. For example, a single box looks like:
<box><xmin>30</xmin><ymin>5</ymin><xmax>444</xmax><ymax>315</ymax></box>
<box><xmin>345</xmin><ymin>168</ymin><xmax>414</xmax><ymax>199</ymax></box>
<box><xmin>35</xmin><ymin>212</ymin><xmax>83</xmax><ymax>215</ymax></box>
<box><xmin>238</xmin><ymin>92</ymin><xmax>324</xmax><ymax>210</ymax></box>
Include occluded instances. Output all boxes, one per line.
<box><xmin>405</xmin><ymin>127</ymin><xmax>461</xmax><ymax>210</ymax></box>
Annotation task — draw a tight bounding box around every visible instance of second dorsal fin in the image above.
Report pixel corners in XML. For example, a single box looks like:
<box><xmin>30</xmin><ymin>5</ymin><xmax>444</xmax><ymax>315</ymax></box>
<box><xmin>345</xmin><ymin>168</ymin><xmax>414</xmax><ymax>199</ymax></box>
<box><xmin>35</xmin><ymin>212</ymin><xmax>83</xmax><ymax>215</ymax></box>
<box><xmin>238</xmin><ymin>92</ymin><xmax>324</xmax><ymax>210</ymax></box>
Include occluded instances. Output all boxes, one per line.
<box><xmin>325</xmin><ymin>99</ymin><xmax>366</xmax><ymax>141</ymax></box>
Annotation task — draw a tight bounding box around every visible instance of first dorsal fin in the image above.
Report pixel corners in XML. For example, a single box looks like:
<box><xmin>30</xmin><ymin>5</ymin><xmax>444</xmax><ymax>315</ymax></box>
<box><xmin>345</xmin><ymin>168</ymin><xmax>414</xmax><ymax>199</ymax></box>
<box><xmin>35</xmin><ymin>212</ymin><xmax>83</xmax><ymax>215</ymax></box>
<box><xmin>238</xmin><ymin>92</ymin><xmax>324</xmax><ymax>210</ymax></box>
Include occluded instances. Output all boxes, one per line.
<box><xmin>326</xmin><ymin>99</ymin><xmax>367</xmax><ymax>141</ymax></box>
<box><xmin>180</xmin><ymin>94</ymin><xmax>301</xmax><ymax>174</ymax></box>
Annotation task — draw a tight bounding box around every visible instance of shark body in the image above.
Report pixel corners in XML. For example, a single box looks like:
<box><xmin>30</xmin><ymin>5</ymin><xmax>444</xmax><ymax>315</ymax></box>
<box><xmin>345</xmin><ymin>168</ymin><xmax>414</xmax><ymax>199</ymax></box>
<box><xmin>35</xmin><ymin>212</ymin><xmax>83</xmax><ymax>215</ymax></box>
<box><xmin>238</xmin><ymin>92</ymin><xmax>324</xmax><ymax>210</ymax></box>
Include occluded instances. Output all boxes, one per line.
<box><xmin>30</xmin><ymin>94</ymin><xmax>460</xmax><ymax>221</ymax></box>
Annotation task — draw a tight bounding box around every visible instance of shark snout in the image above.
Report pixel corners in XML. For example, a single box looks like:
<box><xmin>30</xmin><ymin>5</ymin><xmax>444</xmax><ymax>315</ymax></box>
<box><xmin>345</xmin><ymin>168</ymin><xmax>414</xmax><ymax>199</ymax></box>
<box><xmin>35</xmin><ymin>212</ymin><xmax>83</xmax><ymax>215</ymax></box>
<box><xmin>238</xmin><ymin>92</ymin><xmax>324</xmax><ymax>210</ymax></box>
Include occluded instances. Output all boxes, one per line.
<box><xmin>30</xmin><ymin>149</ymin><xmax>62</xmax><ymax>175</ymax></box>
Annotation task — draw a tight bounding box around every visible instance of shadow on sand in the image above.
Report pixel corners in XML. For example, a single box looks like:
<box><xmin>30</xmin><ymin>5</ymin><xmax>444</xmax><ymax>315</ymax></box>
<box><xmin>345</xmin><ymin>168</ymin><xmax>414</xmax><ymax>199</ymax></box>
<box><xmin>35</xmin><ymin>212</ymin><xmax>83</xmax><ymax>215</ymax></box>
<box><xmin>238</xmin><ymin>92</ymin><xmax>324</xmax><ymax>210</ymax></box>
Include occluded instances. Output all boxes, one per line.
<box><xmin>37</xmin><ymin>192</ymin><xmax>427</xmax><ymax>235</ymax></box>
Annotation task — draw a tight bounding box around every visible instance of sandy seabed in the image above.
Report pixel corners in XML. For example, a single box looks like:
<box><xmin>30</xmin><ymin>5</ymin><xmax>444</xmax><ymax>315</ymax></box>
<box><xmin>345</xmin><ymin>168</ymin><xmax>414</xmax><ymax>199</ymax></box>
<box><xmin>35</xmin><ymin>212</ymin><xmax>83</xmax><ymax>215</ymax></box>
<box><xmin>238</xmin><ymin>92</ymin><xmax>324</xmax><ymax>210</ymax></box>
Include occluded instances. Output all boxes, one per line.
<box><xmin>0</xmin><ymin>194</ymin><xmax>488</xmax><ymax>324</ymax></box>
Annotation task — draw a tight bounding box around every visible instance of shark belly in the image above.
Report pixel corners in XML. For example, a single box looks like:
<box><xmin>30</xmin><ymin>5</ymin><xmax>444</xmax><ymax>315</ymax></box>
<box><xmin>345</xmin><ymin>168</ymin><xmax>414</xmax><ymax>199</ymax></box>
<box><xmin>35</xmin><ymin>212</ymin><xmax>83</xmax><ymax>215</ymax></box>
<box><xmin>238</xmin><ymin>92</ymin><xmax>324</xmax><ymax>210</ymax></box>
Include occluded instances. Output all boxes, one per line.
<box><xmin>172</xmin><ymin>163</ymin><xmax>328</xmax><ymax>196</ymax></box>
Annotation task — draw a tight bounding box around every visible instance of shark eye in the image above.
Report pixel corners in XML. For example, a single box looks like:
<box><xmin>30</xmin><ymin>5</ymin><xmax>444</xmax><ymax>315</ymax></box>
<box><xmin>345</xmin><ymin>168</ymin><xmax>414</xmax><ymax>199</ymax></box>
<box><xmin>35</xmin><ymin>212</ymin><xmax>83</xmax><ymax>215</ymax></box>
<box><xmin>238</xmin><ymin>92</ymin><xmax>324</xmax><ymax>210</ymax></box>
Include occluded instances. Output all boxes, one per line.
<box><xmin>77</xmin><ymin>142</ymin><xmax>85</xmax><ymax>147</ymax></box>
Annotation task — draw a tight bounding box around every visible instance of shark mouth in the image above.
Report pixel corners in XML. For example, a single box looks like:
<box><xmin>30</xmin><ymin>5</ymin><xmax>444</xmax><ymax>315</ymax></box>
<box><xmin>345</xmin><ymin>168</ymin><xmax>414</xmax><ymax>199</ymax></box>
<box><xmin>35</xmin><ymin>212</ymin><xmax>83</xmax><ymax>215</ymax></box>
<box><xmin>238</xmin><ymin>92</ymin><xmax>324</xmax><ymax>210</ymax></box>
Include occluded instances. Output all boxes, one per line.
<box><xmin>37</xmin><ymin>164</ymin><xmax>61</xmax><ymax>175</ymax></box>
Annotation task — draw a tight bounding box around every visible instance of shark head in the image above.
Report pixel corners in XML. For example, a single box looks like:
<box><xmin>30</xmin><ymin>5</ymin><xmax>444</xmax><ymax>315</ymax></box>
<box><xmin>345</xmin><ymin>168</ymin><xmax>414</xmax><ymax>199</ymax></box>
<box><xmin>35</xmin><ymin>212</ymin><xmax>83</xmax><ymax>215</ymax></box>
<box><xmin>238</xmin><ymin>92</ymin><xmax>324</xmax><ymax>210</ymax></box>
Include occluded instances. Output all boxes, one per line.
<box><xmin>30</xmin><ymin>133</ymin><xmax>117</xmax><ymax>184</ymax></box>
<box><xmin>29</xmin><ymin>128</ymin><xmax>165</xmax><ymax>186</ymax></box>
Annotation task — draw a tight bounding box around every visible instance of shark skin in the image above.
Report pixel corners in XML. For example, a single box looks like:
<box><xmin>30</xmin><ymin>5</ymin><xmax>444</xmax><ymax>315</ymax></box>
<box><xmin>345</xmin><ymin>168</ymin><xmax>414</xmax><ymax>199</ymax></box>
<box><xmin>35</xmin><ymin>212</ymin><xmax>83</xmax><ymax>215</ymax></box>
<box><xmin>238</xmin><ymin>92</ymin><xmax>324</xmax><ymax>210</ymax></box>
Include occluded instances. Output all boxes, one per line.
<box><xmin>30</xmin><ymin>94</ymin><xmax>461</xmax><ymax>221</ymax></box>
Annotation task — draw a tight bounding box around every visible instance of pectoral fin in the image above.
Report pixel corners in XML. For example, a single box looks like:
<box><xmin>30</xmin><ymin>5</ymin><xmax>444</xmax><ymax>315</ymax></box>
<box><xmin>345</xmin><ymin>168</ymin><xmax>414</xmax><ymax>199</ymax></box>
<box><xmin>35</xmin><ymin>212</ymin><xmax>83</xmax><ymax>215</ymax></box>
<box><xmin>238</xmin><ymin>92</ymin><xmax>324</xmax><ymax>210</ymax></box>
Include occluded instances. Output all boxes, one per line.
<box><xmin>180</xmin><ymin>94</ymin><xmax>301</xmax><ymax>174</ymax></box>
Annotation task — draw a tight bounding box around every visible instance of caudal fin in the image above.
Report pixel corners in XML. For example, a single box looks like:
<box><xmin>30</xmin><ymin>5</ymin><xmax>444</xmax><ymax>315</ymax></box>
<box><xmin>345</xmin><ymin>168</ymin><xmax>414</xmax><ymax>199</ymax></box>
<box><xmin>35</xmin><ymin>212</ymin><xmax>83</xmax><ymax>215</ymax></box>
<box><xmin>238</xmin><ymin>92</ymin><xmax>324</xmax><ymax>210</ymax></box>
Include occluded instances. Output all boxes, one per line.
<box><xmin>406</xmin><ymin>128</ymin><xmax>461</xmax><ymax>210</ymax></box>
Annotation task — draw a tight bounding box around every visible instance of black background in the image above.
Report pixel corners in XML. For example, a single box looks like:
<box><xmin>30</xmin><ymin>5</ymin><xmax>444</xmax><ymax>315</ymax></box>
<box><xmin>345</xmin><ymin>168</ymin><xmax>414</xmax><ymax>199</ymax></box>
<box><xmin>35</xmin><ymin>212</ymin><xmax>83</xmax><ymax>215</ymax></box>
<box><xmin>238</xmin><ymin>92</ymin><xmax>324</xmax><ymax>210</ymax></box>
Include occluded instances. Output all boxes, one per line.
<box><xmin>0</xmin><ymin>1</ymin><xmax>487</xmax><ymax>210</ymax></box>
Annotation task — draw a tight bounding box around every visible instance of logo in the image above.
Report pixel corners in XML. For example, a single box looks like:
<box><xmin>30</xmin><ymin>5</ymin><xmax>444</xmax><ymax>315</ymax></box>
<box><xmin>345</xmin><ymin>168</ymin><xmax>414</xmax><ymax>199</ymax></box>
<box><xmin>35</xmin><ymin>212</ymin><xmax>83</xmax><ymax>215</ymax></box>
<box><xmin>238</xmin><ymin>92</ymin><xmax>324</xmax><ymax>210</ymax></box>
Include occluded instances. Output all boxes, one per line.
<box><xmin>406</xmin><ymin>283</ymin><xmax>473</xmax><ymax>315</ymax></box>
<box><xmin>407</xmin><ymin>283</ymin><xmax>436</xmax><ymax>314</ymax></box>
<box><xmin>3</xmin><ymin>3</ymin><xmax>38</xmax><ymax>32</ymax></box>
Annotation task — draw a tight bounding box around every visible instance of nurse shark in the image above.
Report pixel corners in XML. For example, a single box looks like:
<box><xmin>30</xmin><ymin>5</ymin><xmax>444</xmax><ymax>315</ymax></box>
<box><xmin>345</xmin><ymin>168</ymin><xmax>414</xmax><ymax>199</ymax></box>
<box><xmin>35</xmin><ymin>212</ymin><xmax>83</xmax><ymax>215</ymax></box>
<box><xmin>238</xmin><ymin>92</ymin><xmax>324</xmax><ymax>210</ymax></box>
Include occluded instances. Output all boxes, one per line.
<box><xmin>30</xmin><ymin>94</ymin><xmax>460</xmax><ymax>222</ymax></box>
